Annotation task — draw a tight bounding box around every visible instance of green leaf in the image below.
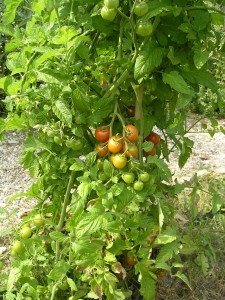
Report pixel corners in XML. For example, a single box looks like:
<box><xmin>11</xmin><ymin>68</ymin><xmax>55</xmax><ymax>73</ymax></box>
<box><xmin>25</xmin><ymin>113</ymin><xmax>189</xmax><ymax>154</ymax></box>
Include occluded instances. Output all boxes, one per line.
<box><xmin>154</xmin><ymin>226</ymin><xmax>177</xmax><ymax>245</ymax></box>
<box><xmin>178</xmin><ymin>137</ymin><xmax>194</xmax><ymax>169</ymax></box>
<box><xmin>136</xmin><ymin>261</ymin><xmax>156</xmax><ymax>300</ymax></box>
<box><xmin>176</xmin><ymin>93</ymin><xmax>193</xmax><ymax>110</ymax></box>
<box><xmin>67</xmin><ymin>278</ymin><xmax>78</xmax><ymax>291</ymax></box>
<box><xmin>147</xmin><ymin>156</ymin><xmax>171</xmax><ymax>181</ymax></box>
<box><xmin>92</xmin><ymin>15</ymin><xmax>114</xmax><ymax>35</ymax></box>
<box><xmin>23</xmin><ymin>135</ymin><xmax>51</xmax><ymax>153</ymax></box>
<box><xmin>5</xmin><ymin>114</ymin><xmax>26</xmax><ymax>131</ymax></box>
<box><xmin>211</xmin><ymin>13</ymin><xmax>224</xmax><ymax>25</ymax></box>
<box><xmin>70</xmin><ymin>159</ymin><xmax>85</xmax><ymax>171</ymax></box>
<box><xmin>49</xmin><ymin>231</ymin><xmax>69</xmax><ymax>242</ymax></box>
<box><xmin>156</xmin><ymin>240</ymin><xmax>179</xmax><ymax>264</ymax></box>
<box><xmin>52</xmin><ymin>99</ymin><xmax>72</xmax><ymax>126</ymax></box>
<box><xmin>173</xmin><ymin>271</ymin><xmax>192</xmax><ymax>290</ymax></box>
<box><xmin>193</xmin><ymin>47</ymin><xmax>209</xmax><ymax>69</ymax></box>
<box><xmin>48</xmin><ymin>260</ymin><xmax>70</xmax><ymax>281</ymax></box>
<box><xmin>77</xmin><ymin>180</ymin><xmax>91</xmax><ymax>200</ymax></box>
<box><xmin>0</xmin><ymin>24</ymin><xmax>15</xmax><ymax>37</ymax></box>
<box><xmin>134</xmin><ymin>41</ymin><xmax>166</xmax><ymax>80</ymax></box>
<box><xmin>103</xmin><ymin>159</ymin><xmax>114</xmax><ymax>178</ymax></box>
<box><xmin>162</xmin><ymin>71</ymin><xmax>194</xmax><ymax>95</ymax></box>
<box><xmin>2</xmin><ymin>0</ymin><xmax>24</xmax><ymax>24</ymax></box>
<box><xmin>193</xmin><ymin>70</ymin><xmax>218</xmax><ymax>92</ymax></box>
<box><xmin>34</xmin><ymin>50</ymin><xmax>62</xmax><ymax>68</ymax></box>
<box><xmin>75</xmin><ymin>211</ymin><xmax>109</xmax><ymax>238</ymax></box>
<box><xmin>73</xmin><ymin>89</ymin><xmax>90</xmax><ymax>112</ymax></box>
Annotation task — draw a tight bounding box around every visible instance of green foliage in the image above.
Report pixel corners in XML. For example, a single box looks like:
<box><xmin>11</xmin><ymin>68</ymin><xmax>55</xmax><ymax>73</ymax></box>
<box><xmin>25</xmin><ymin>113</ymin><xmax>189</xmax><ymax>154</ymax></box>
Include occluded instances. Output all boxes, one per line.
<box><xmin>0</xmin><ymin>0</ymin><xmax>225</xmax><ymax>299</ymax></box>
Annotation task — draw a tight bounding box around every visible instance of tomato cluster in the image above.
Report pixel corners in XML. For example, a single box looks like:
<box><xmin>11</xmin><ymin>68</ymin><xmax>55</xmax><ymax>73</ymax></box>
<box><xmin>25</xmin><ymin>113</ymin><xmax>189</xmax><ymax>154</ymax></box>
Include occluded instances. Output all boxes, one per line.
<box><xmin>94</xmin><ymin>124</ymin><xmax>139</xmax><ymax>169</ymax></box>
<box><xmin>10</xmin><ymin>214</ymin><xmax>45</xmax><ymax>257</ymax></box>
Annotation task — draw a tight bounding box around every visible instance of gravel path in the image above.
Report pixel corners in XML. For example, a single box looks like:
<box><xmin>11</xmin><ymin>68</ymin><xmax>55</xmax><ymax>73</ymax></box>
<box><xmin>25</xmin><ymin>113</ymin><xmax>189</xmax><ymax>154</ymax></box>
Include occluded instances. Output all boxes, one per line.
<box><xmin>0</xmin><ymin>115</ymin><xmax>225</xmax><ymax>248</ymax></box>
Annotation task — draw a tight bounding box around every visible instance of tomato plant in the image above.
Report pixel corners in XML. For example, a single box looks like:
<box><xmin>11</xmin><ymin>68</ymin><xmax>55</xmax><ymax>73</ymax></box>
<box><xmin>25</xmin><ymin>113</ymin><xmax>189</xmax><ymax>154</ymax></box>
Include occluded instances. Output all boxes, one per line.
<box><xmin>95</xmin><ymin>126</ymin><xmax>110</xmax><ymax>142</ymax></box>
<box><xmin>1</xmin><ymin>0</ymin><xmax>224</xmax><ymax>299</ymax></box>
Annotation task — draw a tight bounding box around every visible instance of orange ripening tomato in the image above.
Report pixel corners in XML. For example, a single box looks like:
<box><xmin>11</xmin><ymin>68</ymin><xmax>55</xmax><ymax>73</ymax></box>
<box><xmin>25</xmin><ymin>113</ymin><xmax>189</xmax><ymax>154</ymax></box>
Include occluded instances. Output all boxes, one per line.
<box><xmin>96</xmin><ymin>144</ymin><xmax>108</xmax><ymax>157</ymax></box>
<box><xmin>146</xmin><ymin>132</ymin><xmax>160</xmax><ymax>145</ymax></box>
<box><xmin>122</xmin><ymin>143</ymin><xmax>138</xmax><ymax>158</ymax></box>
<box><xmin>108</xmin><ymin>135</ymin><xmax>124</xmax><ymax>153</ymax></box>
<box><xmin>144</xmin><ymin>147</ymin><xmax>156</xmax><ymax>157</ymax></box>
<box><xmin>95</xmin><ymin>126</ymin><xmax>110</xmax><ymax>142</ymax></box>
<box><xmin>124</xmin><ymin>125</ymin><xmax>138</xmax><ymax>142</ymax></box>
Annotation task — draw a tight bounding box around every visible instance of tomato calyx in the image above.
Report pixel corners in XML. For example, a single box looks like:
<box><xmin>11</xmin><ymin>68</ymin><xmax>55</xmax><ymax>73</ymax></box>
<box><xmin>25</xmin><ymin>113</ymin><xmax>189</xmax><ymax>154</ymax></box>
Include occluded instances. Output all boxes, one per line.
<box><xmin>108</xmin><ymin>135</ymin><xmax>124</xmax><ymax>153</ymax></box>
<box><xmin>124</xmin><ymin>124</ymin><xmax>138</xmax><ymax>143</ymax></box>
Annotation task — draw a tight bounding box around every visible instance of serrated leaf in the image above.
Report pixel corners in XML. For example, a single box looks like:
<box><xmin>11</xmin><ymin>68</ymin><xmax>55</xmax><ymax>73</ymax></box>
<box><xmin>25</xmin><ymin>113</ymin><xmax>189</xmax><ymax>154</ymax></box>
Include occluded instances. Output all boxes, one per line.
<box><xmin>34</xmin><ymin>50</ymin><xmax>62</xmax><ymax>68</ymax></box>
<box><xmin>2</xmin><ymin>0</ymin><xmax>23</xmax><ymax>24</ymax></box>
<box><xmin>156</xmin><ymin>241</ymin><xmax>179</xmax><ymax>263</ymax></box>
<box><xmin>73</xmin><ymin>89</ymin><xmax>90</xmax><ymax>112</ymax></box>
<box><xmin>70</xmin><ymin>159</ymin><xmax>85</xmax><ymax>171</ymax></box>
<box><xmin>163</xmin><ymin>71</ymin><xmax>193</xmax><ymax>95</ymax></box>
<box><xmin>0</xmin><ymin>24</ymin><xmax>15</xmax><ymax>37</ymax></box>
<box><xmin>23</xmin><ymin>135</ymin><xmax>51</xmax><ymax>153</ymax></box>
<box><xmin>75</xmin><ymin>211</ymin><xmax>109</xmax><ymax>238</ymax></box>
<box><xmin>173</xmin><ymin>271</ymin><xmax>192</xmax><ymax>290</ymax></box>
<box><xmin>48</xmin><ymin>260</ymin><xmax>70</xmax><ymax>281</ymax></box>
<box><xmin>176</xmin><ymin>93</ymin><xmax>193</xmax><ymax>110</ymax></box>
<box><xmin>49</xmin><ymin>231</ymin><xmax>68</xmax><ymax>242</ymax></box>
<box><xmin>52</xmin><ymin>99</ymin><xmax>72</xmax><ymax>126</ymax></box>
<box><xmin>134</xmin><ymin>42</ymin><xmax>166</xmax><ymax>80</ymax></box>
<box><xmin>193</xmin><ymin>48</ymin><xmax>209</xmax><ymax>69</ymax></box>
<box><xmin>136</xmin><ymin>262</ymin><xmax>156</xmax><ymax>300</ymax></box>
<box><xmin>77</xmin><ymin>180</ymin><xmax>91</xmax><ymax>200</ymax></box>
<box><xmin>154</xmin><ymin>226</ymin><xmax>177</xmax><ymax>245</ymax></box>
<box><xmin>147</xmin><ymin>156</ymin><xmax>171</xmax><ymax>181</ymax></box>
<box><xmin>178</xmin><ymin>137</ymin><xmax>194</xmax><ymax>169</ymax></box>
<box><xmin>103</xmin><ymin>159</ymin><xmax>114</xmax><ymax>178</ymax></box>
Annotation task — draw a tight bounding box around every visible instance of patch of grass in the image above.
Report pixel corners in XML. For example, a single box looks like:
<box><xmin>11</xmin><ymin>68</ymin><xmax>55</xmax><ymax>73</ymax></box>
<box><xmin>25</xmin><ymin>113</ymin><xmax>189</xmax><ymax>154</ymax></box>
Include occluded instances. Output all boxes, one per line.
<box><xmin>156</xmin><ymin>174</ymin><xmax>225</xmax><ymax>299</ymax></box>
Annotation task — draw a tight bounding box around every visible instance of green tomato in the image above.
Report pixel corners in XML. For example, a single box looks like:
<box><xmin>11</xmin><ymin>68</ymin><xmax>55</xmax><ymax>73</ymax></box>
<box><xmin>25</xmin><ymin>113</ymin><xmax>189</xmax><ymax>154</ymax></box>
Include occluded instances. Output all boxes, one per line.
<box><xmin>33</xmin><ymin>214</ymin><xmax>45</xmax><ymax>227</ymax></box>
<box><xmin>133</xmin><ymin>181</ymin><xmax>144</xmax><ymax>191</ymax></box>
<box><xmin>54</xmin><ymin>136</ymin><xmax>63</xmax><ymax>144</ymax></box>
<box><xmin>11</xmin><ymin>240</ymin><xmax>24</xmax><ymax>254</ymax></box>
<box><xmin>0</xmin><ymin>261</ymin><xmax>3</xmax><ymax>270</ymax></box>
<box><xmin>47</xmin><ymin>129</ymin><xmax>55</xmax><ymax>138</ymax></box>
<box><xmin>101</xmin><ymin>6</ymin><xmax>117</xmax><ymax>21</ymax></box>
<box><xmin>10</xmin><ymin>250</ymin><xmax>17</xmax><ymax>257</ymax></box>
<box><xmin>66</xmin><ymin>139</ymin><xmax>83</xmax><ymax>150</ymax></box>
<box><xmin>20</xmin><ymin>226</ymin><xmax>32</xmax><ymax>239</ymax></box>
<box><xmin>97</xmin><ymin>158</ymin><xmax>104</xmax><ymax>170</ymax></box>
<box><xmin>134</xmin><ymin>2</ymin><xmax>148</xmax><ymax>16</ymax></box>
<box><xmin>139</xmin><ymin>172</ymin><xmax>150</xmax><ymax>183</ymax></box>
<box><xmin>122</xmin><ymin>172</ymin><xmax>135</xmax><ymax>184</ymax></box>
<box><xmin>104</xmin><ymin>0</ymin><xmax>119</xmax><ymax>9</ymax></box>
<box><xmin>136</xmin><ymin>22</ymin><xmax>153</xmax><ymax>37</ymax></box>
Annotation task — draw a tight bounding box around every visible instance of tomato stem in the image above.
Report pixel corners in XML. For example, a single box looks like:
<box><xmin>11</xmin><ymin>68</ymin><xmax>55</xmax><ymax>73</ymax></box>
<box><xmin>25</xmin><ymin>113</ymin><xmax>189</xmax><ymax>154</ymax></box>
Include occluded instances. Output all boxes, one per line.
<box><xmin>55</xmin><ymin>170</ymin><xmax>76</xmax><ymax>260</ymax></box>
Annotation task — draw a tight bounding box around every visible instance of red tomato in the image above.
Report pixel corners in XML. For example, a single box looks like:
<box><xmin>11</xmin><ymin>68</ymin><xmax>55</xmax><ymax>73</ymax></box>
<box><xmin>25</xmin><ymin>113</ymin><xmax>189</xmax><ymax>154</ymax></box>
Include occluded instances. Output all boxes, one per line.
<box><xmin>112</xmin><ymin>154</ymin><xmax>127</xmax><ymax>169</ymax></box>
<box><xmin>96</xmin><ymin>144</ymin><xmax>108</xmax><ymax>157</ymax></box>
<box><xmin>122</xmin><ymin>143</ymin><xmax>138</xmax><ymax>158</ymax></box>
<box><xmin>95</xmin><ymin>126</ymin><xmax>110</xmax><ymax>142</ymax></box>
<box><xmin>124</xmin><ymin>125</ymin><xmax>138</xmax><ymax>142</ymax></box>
<box><xmin>144</xmin><ymin>147</ymin><xmax>156</xmax><ymax>157</ymax></box>
<box><xmin>108</xmin><ymin>135</ymin><xmax>124</xmax><ymax>153</ymax></box>
<box><xmin>146</xmin><ymin>132</ymin><xmax>160</xmax><ymax>145</ymax></box>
